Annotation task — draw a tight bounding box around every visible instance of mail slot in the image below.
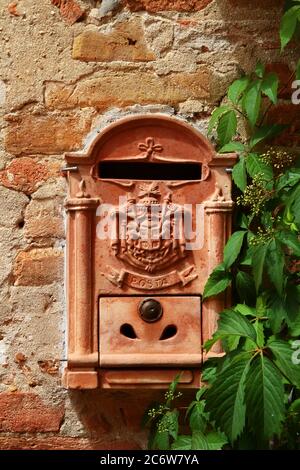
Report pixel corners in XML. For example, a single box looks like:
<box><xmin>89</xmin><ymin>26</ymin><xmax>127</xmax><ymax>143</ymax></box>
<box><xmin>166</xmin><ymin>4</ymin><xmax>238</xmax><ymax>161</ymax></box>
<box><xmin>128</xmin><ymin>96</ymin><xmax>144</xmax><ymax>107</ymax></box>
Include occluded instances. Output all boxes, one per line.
<box><xmin>62</xmin><ymin>115</ymin><xmax>236</xmax><ymax>389</ymax></box>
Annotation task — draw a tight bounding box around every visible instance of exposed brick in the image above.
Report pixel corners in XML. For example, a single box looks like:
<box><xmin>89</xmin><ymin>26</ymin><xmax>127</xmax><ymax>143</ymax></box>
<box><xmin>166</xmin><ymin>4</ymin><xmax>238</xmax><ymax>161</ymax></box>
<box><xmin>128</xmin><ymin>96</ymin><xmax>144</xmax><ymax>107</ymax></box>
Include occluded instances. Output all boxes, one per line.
<box><xmin>45</xmin><ymin>67</ymin><xmax>211</xmax><ymax>110</ymax></box>
<box><xmin>0</xmin><ymin>437</ymin><xmax>141</xmax><ymax>450</ymax></box>
<box><xmin>266</xmin><ymin>103</ymin><xmax>300</xmax><ymax>147</ymax></box>
<box><xmin>265</xmin><ymin>63</ymin><xmax>295</xmax><ymax>100</ymax></box>
<box><xmin>13</xmin><ymin>248</ymin><xmax>64</xmax><ymax>286</ymax></box>
<box><xmin>73</xmin><ymin>19</ymin><xmax>155</xmax><ymax>62</ymax></box>
<box><xmin>0</xmin><ymin>393</ymin><xmax>64</xmax><ymax>432</ymax></box>
<box><xmin>122</xmin><ymin>0</ymin><xmax>213</xmax><ymax>11</ymax></box>
<box><xmin>24</xmin><ymin>199</ymin><xmax>64</xmax><ymax>241</ymax></box>
<box><xmin>4</xmin><ymin>111</ymin><xmax>93</xmax><ymax>155</ymax></box>
<box><xmin>51</xmin><ymin>0</ymin><xmax>85</xmax><ymax>25</ymax></box>
<box><xmin>0</xmin><ymin>158</ymin><xmax>60</xmax><ymax>195</ymax></box>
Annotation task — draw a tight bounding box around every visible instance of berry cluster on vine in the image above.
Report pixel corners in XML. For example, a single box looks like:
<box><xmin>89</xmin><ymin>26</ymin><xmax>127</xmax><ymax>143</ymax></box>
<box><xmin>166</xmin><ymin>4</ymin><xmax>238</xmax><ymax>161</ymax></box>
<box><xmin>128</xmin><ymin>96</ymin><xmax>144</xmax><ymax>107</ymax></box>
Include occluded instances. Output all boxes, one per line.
<box><xmin>237</xmin><ymin>173</ymin><xmax>273</xmax><ymax>216</ymax></box>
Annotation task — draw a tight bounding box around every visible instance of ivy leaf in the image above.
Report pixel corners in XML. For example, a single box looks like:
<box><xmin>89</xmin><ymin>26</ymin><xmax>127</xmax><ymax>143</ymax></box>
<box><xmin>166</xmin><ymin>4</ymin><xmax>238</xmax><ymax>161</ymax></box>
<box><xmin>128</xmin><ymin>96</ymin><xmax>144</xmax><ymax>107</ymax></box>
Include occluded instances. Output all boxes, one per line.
<box><xmin>249</xmin><ymin>125</ymin><xmax>286</xmax><ymax>149</ymax></box>
<box><xmin>280</xmin><ymin>6</ymin><xmax>300</xmax><ymax>50</ymax></box>
<box><xmin>171</xmin><ymin>435</ymin><xmax>192</xmax><ymax>450</ymax></box>
<box><xmin>246</xmin><ymin>153</ymin><xmax>273</xmax><ymax>181</ymax></box>
<box><xmin>242</xmin><ymin>80</ymin><xmax>262</xmax><ymax>127</ymax></box>
<box><xmin>203</xmin><ymin>265</ymin><xmax>232</xmax><ymax>300</ymax></box>
<box><xmin>217</xmin><ymin>110</ymin><xmax>238</xmax><ymax>147</ymax></box>
<box><xmin>268</xmin><ymin>340</ymin><xmax>300</xmax><ymax>388</ymax></box>
<box><xmin>261</xmin><ymin>73</ymin><xmax>279</xmax><ymax>104</ymax></box>
<box><xmin>232</xmin><ymin>156</ymin><xmax>247</xmax><ymax>191</ymax></box>
<box><xmin>251</xmin><ymin>242</ymin><xmax>270</xmax><ymax>292</ymax></box>
<box><xmin>206</xmin><ymin>432</ymin><xmax>228</xmax><ymax>450</ymax></box>
<box><xmin>276</xmin><ymin>230</ymin><xmax>300</xmax><ymax>256</ymax></box>
<box><xmin>255</xmin><ymin>62</ymin><xmax>265</xmax><ymax>78</ymax></box>
<box><xmin>266</xmin><ymin>239</ymin><xmax>285</xmax><ymax>295</ymax></box>
<box><xmin>223</xmin><ymin>231</ymin><xmax>246</xmax><ymax>269</ymax></box>
<box><xmin>208</xmin><ymin>105</ymin><xmax>231</xmax><ymax>134</ymax></box>
<box><xmin>205</xmin><ymin>353</ymin><xmax>253</xmax><ymax>442</ymax></box>
<box><xmin>205</xmin><ymin>310</ymin><xmax>257</xmax><ymax>351</ymax></box>
<box><xmin>245</xmin><ymin>354</ymin><xmax>285</xmax><ymax>440</ymax></box>
<box><xmin>191</xmin><ymin>431</ymin><xmax>209</xmax><ymax>450</ymax></box>
<box><xmin>228</xmin><ymin>77</ymin><xmax>250</xmax><ymax>104</ymax></box>
<box><xmin>236</xmin><ymin>271</ymin><xmax>256</xmax><ymax>306</ymax></box>
<box><xmin>219</xmin><ymin>141</ymin><xmax>245</xmax><ymax>153</ymax></box>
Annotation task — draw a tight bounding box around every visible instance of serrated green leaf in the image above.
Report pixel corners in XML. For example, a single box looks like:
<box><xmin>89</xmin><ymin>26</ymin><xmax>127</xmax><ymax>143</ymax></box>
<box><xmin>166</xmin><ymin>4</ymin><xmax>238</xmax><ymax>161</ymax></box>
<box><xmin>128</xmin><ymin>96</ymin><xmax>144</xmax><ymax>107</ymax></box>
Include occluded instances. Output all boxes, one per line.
<box><xmin>232</xmin><ymin>156</ymin><xmax>247</xmax><ymax>191</ymax></box>
<box><xmin>171</xmin><ymin>435</ymin><xmax>192</xmax><ymax>450</ymax></box>
<box><xmin>217</xmin><ymin>110</ymin><xmax>238</xmax><ymax>147</ymax></box>
<box><xmin>251</xmin><ymin>242</ymin><xmax>271</xmax><ymax>292</ymax></box>
<box><xmin>249</xmin><ymin>125</ymin><xmax>286</xmax><ymax>149</ymax></box>
<box><xmin>277</xmin><ymin>169</ymin><xmax>300</xmax><ymax>191</ymax></box>
<box><xmin>208</xmin><ymin>106</ymin><xmax>231</xmax><ymax>134</ymax></box>
<box><xmin>205</xmin><ymin>310</ymin><xmax>257</xmax><ymax>351</ymax></box>
<box><xmin>203</xmin><ymin>266</ymin><xmax>232</xmax><ymax>300</ymax></box>
<box><xmin>261</xmin><ymin>73</ymin><xmax>279</xmax><ymax>104</ymax></box>
<box><xmin>219</xmin><ymin>141</ymin><xmax>245</xmax><ymax>153</ymax></box>
<box><xmin>191</xmin><ymin>431</ymin><xmax>209</xmax><ymax>450</ymax></box>
<box><xmin>246</xmin><ymin>153</ymin><xmax>273</xmax><ymax>181</ymax></box>
<box><xmin>223</xmin><ymin>231</ymin><xmax>246</xmax><ymax>269</ymax></box>
<box><xmin>205</xmin><ymin>353</ymin><xmax>253</xmax><ymax>442</ymax></box>
<box><xmin>254</xmin><ymin>320</ymin><xmax>265</xmax><ymax>348</ymax></box>
<box><xmin>245</xmin><ymin>354</ymin><xmax>285</xmax><ymax>440</ymax></box>
<box><xmin>266</xmin><ymin>239</ymin><xmax>285</xmax><ymax>295</ymax></box>
<box><xmin>167</xmin><ymin>410</ymin><xmax>179</xmax><ymax>440</ymax></box>
<box><xmin>196</xmin><ymin>388</ymin><xmax>206</xmax><ymax>401</ymax></box>
<box><xmin>234</xmin><ymin>304</ymin><xmax>257</xmax><ymax>317</ymax></box>
<box><xmin>153</xmin><ymin>428</ymin><xmax>169</xmax><ymax>450</ymax></box>
<box><xmin>268</xmin><ymin>340</ymin><xmax>300</xmax><ymax>388</ymax></box>
<box><xmin>280</xmin><ymin>6</ymin><xmax>300</xmax><ymax>50</ymax></box>
<box><xmin>228</xmin><ymin>77</ymin><xmax>250</xmax><ymax>104</ymax></box>
<box><xmin>255</xmin><ymin>62</ymin><xmax>265</xmax><ymax>78</ymax></box>
<box><xmin>189</xmin><ymin>402</ymin><xmax>209</xmax><ymax>432</ymax></box>
<box><xmin>242</xmin><ymin>80</ymin><xmax>262</xmax><ymax>127</ymax></box>
<box><xmin>276</xmin><ymin>230</ymin><xmax>300</xmax><ymax>256</ymax></box>
<box><xmin>206</xmin><ymin>432</ymin><xmax>228</xmax><ymax>450</ymax></box>
<box><xmin>236</xmin><ymin>271</ymin><xmax>256</xmax><ymax>305</ymax></box>
<box><xmin>265</xmin><ymin>291</ymin><xmax>286</xmax><ymax>334</ymax></box>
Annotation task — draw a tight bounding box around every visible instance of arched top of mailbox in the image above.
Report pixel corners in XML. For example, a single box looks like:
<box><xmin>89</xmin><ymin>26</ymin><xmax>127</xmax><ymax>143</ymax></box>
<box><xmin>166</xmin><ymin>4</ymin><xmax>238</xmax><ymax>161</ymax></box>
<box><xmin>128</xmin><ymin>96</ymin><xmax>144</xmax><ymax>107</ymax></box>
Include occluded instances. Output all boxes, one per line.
<box><xmin>65</xmin><ymin>115</ymin><xmax>216</xmax><ymax>165</ymax></box>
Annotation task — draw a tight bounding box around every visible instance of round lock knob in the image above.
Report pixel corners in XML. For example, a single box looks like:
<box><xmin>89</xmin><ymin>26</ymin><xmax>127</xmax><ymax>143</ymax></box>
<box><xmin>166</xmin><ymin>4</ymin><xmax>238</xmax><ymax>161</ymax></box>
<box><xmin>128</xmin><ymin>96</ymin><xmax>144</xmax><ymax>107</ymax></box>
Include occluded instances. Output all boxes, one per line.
<box><xmin>138</xmin><ymin>298</ymin><xmax>163</xmax><ymax>323</ymax></box>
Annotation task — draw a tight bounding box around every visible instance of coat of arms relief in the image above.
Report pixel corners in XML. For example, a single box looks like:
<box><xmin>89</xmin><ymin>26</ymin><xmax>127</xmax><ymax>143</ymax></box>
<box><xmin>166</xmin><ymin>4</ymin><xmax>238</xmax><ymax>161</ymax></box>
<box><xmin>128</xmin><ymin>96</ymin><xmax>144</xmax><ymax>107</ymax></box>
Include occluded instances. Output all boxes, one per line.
<box><xmin>103</xmin><ymin>181</ymin><xmax>198</xmax><ymax>291</ymax></box>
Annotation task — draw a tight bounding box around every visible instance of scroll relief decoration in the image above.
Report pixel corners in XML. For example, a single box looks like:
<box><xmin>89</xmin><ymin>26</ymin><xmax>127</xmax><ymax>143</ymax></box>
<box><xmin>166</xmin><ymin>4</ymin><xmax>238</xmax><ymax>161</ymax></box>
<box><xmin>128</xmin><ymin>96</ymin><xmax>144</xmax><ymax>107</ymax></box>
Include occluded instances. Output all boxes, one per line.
<box><xmin>102</xmin><ymin>181</ymin><xmax>198</xmax><ymax>291</ymax></box>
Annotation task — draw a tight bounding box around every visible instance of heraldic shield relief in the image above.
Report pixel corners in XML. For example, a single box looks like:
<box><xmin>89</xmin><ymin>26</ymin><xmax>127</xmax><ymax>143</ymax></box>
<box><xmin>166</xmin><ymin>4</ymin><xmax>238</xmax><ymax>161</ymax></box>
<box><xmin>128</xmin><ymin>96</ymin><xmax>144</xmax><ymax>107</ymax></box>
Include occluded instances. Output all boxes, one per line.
<box><xmin>112</xmin><ymin>182</ymin><xmax>187</xmax><ymax>271</ymax></box>
<box><xmin>102</xmin><ymin>180</ymin><xmax>199</xmax><ymax>291</ymax></box>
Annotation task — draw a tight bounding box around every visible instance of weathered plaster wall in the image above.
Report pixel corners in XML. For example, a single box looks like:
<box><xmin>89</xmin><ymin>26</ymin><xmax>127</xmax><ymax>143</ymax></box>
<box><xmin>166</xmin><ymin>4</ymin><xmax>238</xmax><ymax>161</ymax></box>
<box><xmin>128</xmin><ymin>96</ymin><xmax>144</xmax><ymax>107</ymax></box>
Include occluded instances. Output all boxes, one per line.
<box><xmin>0</xmin><ymin>0</ymin><xmax>298</xmax><ymax>450</ymax></box>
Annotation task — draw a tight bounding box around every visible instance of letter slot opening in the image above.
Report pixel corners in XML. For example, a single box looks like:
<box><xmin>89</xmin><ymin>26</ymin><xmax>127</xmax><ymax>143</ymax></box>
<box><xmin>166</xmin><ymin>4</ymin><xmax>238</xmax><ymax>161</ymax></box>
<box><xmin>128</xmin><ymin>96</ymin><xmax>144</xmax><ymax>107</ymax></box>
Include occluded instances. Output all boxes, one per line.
<box><xmin>98</xmin><ymin>161</ymin><xmax>202</xmax><ymax>180</ymax></box>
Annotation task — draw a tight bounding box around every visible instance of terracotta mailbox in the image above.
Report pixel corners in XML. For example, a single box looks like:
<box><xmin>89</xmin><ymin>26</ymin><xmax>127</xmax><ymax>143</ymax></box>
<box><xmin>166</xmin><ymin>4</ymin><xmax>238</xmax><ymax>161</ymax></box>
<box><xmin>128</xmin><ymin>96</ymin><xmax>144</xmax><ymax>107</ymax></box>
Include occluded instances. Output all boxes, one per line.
<box><xmin>62</xmin><ymin>115</ymin><xmax>236</xmax><ymax>389</ymax></box>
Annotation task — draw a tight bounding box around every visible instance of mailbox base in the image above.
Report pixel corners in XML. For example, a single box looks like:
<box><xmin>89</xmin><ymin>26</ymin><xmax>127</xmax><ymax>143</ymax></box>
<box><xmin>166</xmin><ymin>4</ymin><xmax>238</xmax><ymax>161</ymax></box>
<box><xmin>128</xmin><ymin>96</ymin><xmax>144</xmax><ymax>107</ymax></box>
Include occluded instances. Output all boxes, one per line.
<box><xmin>63</xmin><ymin>368</ymin><xmax>201</xmax><ymax>389</ymax></box>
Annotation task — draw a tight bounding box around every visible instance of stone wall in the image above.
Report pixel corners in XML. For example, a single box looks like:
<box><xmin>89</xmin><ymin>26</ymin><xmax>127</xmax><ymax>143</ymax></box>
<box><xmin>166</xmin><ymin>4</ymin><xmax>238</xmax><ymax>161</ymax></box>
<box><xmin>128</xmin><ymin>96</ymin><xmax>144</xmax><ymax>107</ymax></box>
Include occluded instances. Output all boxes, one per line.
<box><xmin>0</xmin><ymin>0</ymin><xmax>298</xmax><ymax>450</ymax></box>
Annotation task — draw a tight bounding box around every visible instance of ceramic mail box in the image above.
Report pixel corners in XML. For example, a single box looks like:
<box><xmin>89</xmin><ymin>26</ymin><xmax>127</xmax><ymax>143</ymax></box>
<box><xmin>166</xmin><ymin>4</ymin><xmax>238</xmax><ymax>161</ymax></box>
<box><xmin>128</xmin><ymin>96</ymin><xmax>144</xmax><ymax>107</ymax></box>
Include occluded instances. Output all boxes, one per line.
<box><xmin>62</xmin><ymin>115</ymin><xmax>236</xmax><ymax>389</ymax></box>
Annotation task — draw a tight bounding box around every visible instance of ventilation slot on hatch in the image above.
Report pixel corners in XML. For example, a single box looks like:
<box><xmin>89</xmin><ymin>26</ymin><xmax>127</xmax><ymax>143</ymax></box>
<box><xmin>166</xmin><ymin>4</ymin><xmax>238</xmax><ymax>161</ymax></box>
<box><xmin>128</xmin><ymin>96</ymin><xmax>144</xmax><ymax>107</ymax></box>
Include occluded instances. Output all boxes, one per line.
<box><xmin>159</xmin><ymin>325</ymin><xmax>177</xmax><ymax>340</ymax></box>
<box><xmin>120</xmin><ymin>323</ymin><xmax>138</xmax><ymax>339</ymax></box>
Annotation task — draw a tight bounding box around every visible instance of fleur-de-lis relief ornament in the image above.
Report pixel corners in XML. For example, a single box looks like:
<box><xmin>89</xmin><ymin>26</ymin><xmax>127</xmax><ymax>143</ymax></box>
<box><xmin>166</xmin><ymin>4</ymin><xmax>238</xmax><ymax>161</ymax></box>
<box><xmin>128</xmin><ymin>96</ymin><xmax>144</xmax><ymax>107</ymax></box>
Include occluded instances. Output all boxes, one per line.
<box><xmin>138</xmin><ymin>137</ymin><xmax>163</xmax><ymax>160</ymax></box>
